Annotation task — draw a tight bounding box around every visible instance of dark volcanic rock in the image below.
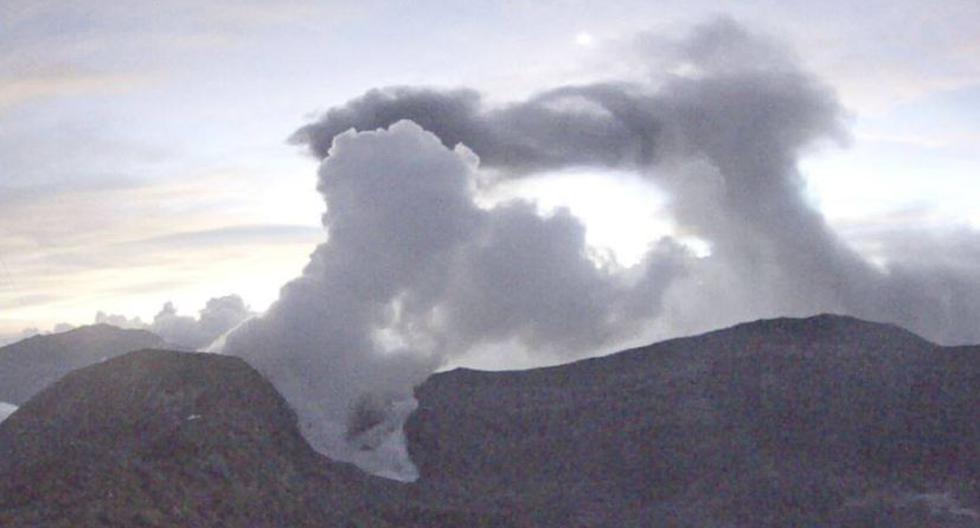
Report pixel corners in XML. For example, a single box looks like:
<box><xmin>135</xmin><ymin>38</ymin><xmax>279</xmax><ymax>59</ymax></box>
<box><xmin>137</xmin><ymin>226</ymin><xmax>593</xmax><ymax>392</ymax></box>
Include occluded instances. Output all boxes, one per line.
<box><xmin>2</xmin><ymin>315</ymin><xmax>975</xmax><ymax>527</ymax></box>
<box><xmin>0</xmin><ymin>324</ymin><xmax>167</xmax><ymax>405</ymax></box>
<box><xmin>406</xmin><ymin>314</ymin><xmax>980</xmax><ymax>527</ymax></box>
<box><xmin>0</xmin><ymin>349</ymin><xmax>515</xmax><ymax>527</ymax></box>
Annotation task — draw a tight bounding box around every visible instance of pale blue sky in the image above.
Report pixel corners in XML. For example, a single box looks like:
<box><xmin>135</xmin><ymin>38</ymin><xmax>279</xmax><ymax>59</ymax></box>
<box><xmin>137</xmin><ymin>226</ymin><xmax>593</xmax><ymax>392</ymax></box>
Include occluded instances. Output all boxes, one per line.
<box><xmin>2</xmin><ymin>0</ymin><xmax>979</xmax><ymax>333</ymax></box>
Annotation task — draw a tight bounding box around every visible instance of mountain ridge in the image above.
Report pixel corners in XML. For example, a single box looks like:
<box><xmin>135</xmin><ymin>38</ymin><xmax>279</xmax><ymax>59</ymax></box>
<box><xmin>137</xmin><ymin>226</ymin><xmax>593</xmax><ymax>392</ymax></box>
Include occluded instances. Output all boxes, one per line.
<box><xmin>0</xmin><ymin>324</ymin><xmax>169</xmax><ymax>406</ymax></box>
<box><xmin>0</xmin><ymin>348</ymin><xmax>518</xmax><ymax>527</ymax></box>
<box><xmin>0</xmin><ymin>314</ymin><xmax>976</xmax><ymax>526</ymax></box>
<box><xmin>406</xmin><ymin>313</ymin><xmax>979</xmax><ymax>526</ymax></box>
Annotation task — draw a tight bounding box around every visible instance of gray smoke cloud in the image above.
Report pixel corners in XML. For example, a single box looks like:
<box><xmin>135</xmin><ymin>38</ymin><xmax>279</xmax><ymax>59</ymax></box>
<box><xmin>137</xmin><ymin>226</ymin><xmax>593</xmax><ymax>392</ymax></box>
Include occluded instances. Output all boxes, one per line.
<box><xmin>290</xmin><ymin>16</ymin><xmax>980</xmax><ymax>346</ymax></box>
<box><xmin>0</xmin><ymin>402</ymin><xmax>15</xmax><ymax>424</ymax></box>
<box><xmin>222</xmin><ymin>16</ymin><xmax>980</xmax><ymax>479</ymax></box>
<box><xmin>224</xmin><ymin>120</ymin><xmax>686</xmax><ymax>479</ymax></box>
<box><xmin>96</xmin><ymin>294</ymin><xmax>253</xmax><ymax>350</ymax></box>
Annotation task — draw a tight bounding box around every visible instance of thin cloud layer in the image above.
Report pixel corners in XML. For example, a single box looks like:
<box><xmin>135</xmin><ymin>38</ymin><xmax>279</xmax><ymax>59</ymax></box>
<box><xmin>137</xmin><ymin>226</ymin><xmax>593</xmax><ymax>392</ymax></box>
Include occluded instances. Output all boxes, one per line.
<box><xmin>97</xmin><ymin>294</ymin><xmax>252</xmax><ymax>350</ymax></box>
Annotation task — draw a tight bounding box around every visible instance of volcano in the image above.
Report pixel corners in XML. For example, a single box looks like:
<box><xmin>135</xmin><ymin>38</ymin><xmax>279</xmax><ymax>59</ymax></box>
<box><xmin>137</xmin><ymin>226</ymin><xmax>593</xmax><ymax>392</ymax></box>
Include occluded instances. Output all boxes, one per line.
<box><xmin>406</xmin><ymin>315</ymin><xmax>979</xmax><ymax>526</ymax></box>
<box><xmin>0</xmin><ymin>324</ymin><xmax>168</xmax><ymax>406</ymax></box>
<box><xmin>0</xmin><ymin>349</ymin><xmax>515</xmax><ymax>527</ymax></box>
<box><xmin>0</xmin><ymin>315</ymin><xmax>976</xmax><ymax>526</ymax></box>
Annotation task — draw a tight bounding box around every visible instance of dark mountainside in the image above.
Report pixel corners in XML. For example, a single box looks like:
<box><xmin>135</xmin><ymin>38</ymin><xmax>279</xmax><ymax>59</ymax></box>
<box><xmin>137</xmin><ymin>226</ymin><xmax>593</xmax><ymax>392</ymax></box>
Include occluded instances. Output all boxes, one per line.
<box><xmin>0</xmin><ymin>324</ymin><xmax>168</xmax><ymax>405</ymax></box>
<box><xmin>406</xmin><ymin>314</ymin><xmax>980</xmax><ymax>527</ymax></box>
<box><xmin>0</xmin><ymin>350</ymin><xmax>516</xmax><ymax>527</ymax></box>
<box><xmin>0</xmin><ymin>315</ymin><xmax>976</xmax><ymax>527</ymax></box>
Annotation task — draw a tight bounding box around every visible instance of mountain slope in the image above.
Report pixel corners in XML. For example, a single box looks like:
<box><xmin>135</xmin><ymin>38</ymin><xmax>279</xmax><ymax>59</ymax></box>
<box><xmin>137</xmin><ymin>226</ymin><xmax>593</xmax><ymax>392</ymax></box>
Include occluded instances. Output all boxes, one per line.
<box><xmin>0</xmin><ymin>349</ymin><xmax>517</xmax><ymax>527</ymax></box>
<box><xmin>0</xmin><ymin>324</ymin><xmax>167</xmax><ymax>405</ymax></box>
<box><xmin>1</xmin><ymin>315</ymin><xmax>975</xmax><ymax>526</ymax></box>
<box><xmin>406</xmin><ymin>314</ymin><xmax>980</xmax><ymax>527</ymax></box>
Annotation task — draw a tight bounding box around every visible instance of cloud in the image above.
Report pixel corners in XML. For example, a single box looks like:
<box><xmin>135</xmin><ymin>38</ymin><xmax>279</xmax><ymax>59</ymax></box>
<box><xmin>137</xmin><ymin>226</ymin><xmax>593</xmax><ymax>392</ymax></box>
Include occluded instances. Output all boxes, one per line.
<box><xmin>52</xmin><ymin>322</ymin><xmax>75</xmax><ymax>333</ymax></box>
<box><xmin>222</xmin><ymin>16</ymin><xmax>980</xmax><ymax>480</ymax></box>
<box><xmin>0</xmin><ymin>402</ymin><xmax>16</xmax><ymax>424</ymax></box>
<box><xmin>0</xmin><ymin>322</ymin><xmax>78</xmax><ymax>348</ymax></box>
<box><xmin>223</xmin><ymin>120</ymin><xmax>687</xmax><ymax>479</ymax></box>
<box><xmin>96</xmin><ymin>294</ymin><xmax>253</xmax><ymax>350</ymax></box>
<box><xmin>0</xmin><ymin>169</ymin><xmax>321</xmax><ymax>327</ymax></box>
<box><xmin>0</xmin><ymin>73</ymin><xmax>154</xmax><ymax>115</ymax></box>
<box><xmin>0</xmin><ymin>328</ymin><xmax>40</xmax><ymax>347</ymax></box>
<box><xmin>434</xmin><ymin>202</ymin><xmax>685</xmax><ymax>352</ymax></box>
<box><xmin>6</xmin><ymin>294</ymin><xmax>61</xmax><ymax>309</ymax></box>
<box><xmin>127</xmin><ymin>224</ymin><xmax>323</xmax><ymax>249</ymax></box>
<box><xmin>93</xmin><ymin>312</ymin><xmax>146</xmax><ymax>329</ymax></box>
<box><xmin>291</xmin><ymin>16</ymin><xmax>980</xmax><ymax>347</ymax></box>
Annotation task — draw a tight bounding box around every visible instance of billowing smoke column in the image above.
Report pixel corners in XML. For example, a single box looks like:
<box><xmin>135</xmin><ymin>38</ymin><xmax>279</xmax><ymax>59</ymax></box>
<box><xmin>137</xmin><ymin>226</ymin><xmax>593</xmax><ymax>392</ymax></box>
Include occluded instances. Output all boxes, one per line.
<box><xmin>289</xmin><ymin>17</ymin><xmax>980</xmax><ymax>345</ymax></box>
<box><xmin>0</xmin><ymin>402</ymin><xmax>16</xmax><ymax>424</ymax></box>
<box><xmin>223</xmin><ymin>17</ymin><xmax>980</xmax><ymax>479</ymax></box>
<box><xmin>224</xmin><ymin>120</ymin><xmax>685</xmax><ymax>479</ymax></box>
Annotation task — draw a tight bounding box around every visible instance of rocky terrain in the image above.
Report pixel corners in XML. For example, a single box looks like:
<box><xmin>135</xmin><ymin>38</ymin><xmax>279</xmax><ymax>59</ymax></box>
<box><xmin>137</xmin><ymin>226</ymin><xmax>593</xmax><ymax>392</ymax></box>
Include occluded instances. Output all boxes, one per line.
<box><xmin>0</xmin><ymin>314</ymin><xmax>976</xmax><ymax>526</ymax></box>
<box><xmin>406</xmin><ymin>314</ymin><xmax>979</xmax><ymax>526</ymax></box>
<box><xmin>0</xmin><ymin>349</ymin><xmax>515</xmax><ymax>527</ymax></box>
<box><xmin>0</xmin><ymin>324</ymin><xmax>168</xmax><ymax>405</ymax></box>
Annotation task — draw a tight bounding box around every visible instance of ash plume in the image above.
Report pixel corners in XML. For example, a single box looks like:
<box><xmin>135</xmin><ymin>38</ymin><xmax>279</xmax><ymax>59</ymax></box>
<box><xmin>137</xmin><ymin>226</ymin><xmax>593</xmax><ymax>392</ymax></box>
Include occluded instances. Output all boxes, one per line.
<box><xmin>223</xmin><ymin>16</ymin><xmax>980</xmax><ymax>479</ymax></box>
<box><xmin>290</xmin><ymin>16</ymin><xmax>980</xmax><ymax>346</ymax></box>
<box><xmin>0</xmin><ymin>402</ymin><xmax>15</xmax><ymax>424</ymax></box>
<box><xmin>223</xmin><ymin>120</ymin><xmax>685</xmax><ymax>479</ymax></box>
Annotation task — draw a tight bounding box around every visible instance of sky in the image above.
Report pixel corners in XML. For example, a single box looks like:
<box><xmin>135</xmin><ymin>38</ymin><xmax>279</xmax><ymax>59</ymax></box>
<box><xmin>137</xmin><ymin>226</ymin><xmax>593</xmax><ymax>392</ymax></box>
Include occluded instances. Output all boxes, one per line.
<box><xmin>3</xmin><ymin>0</ymin><xmax>980</xmax><ymax>480</ymax></box>
<box><xmin>2</xmin><ymin>0</ymin><xmax>980</xmax><ymax>340</ymax></box>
